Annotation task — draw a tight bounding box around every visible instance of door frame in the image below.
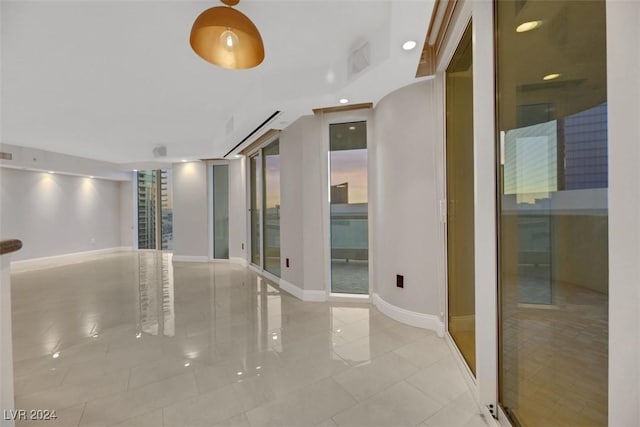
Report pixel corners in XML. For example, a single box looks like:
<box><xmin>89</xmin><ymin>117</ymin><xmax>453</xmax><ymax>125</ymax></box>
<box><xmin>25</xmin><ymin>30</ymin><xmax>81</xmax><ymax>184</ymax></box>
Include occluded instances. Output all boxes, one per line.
<box><xmin>208</xmin><ymin>160</ymin><xmax>230</xmax><ymax>261</ymax></box>
<box><xmin>436</xmin><ymin>0</ymin><xmax>500</xmax><ymax>421</ymax></box>
<box><xmin>245</xmin><ymin>133</ymin><xmax>280</xmax><ymax>275</ymax></box>
<box><xmin>319</xmin><ymin>109</ymin><xmax>374</xmax><ymax>301</ymax></box>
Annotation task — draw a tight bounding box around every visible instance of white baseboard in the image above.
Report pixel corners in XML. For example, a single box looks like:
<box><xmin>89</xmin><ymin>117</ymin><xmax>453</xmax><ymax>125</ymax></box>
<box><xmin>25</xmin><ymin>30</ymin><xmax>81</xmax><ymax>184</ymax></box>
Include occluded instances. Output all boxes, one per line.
<box><xmin>11</xmin><ymin>247</ymin><xmax>133</xmax><ymax>272</ymax></box>
<box><xmin>372</xmin><ymin>293</ymin><xmax>445</xmax><ymax>337</ymax></box>
<box><xmin>279</xmin><ymin>279</ymin><xmax>327</xmax><ymax>302</ymax></box>
<box><xmin>278</xmin><ymin>279</ymin><xmax>304</xmax><ymax>300</ymax></box>
<box><xmin>229</xmin><ymin>257</ymin><xmax>248</xmax><ymax>267</ymax></box>
<box><xmin>172</xmin><ymin>255</ymin><xmax>209</xmax><ymax>263</ymax></box>
<box><xmin>328</xmin><ymin>293</ymin><xmax>371</xmax><ymax>303</ymax></box>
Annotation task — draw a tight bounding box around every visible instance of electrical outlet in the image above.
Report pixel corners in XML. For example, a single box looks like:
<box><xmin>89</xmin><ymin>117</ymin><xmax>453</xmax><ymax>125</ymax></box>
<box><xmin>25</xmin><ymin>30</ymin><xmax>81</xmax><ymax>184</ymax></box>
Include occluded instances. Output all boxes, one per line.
<box><xmin>286</xmin><ymin>258</ymin><xmax>290</xmax><ymax>268</ymax></box>
<box><xmin>241</xmin><ymin>243</ymin><xmax>244</xmax><ymax>250</ymax></box>
<box><xmin>396</xmin><ymin>274</ymin><xmax>404</xmax><ymax>288</ymax></box>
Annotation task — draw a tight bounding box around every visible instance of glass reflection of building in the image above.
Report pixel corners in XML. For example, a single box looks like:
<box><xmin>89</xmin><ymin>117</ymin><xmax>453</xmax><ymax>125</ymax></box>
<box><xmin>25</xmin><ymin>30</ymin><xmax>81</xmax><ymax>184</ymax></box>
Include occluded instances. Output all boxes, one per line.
<box><xmin>136</xmin><ymin>252</ymin><xmax>175</xmax><ymax>337</ymax></box>
<box><xmin>496</xmin><ymin>1</ymin><xmax>608</xmax><ymax>425</ymax></box>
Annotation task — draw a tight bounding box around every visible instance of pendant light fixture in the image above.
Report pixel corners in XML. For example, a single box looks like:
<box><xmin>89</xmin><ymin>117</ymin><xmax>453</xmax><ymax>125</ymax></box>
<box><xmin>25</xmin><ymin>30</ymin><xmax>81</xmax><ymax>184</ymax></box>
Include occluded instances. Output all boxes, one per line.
<box><xmin>190</xmin><ymin>0</ymin><xmax>265</xmax><ymax>70</ymax></box>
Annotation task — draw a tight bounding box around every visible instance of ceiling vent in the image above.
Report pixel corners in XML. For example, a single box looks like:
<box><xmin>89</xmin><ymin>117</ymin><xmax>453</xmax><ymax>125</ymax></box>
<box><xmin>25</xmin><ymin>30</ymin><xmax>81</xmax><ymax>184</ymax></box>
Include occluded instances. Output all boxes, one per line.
<box><xmin>348</xmin><ymin>41</ymin><xmax>370</xmax><ymax>79</ymax></box>
<box><xmin>0</xmin><ymin>152</ymin><xmax>12</xmax><ymax>160</ymax></box>
<box><xmin>152</xmin><ymin>146</ymin><xmax>167</xmax><ymax>158</ymax></box>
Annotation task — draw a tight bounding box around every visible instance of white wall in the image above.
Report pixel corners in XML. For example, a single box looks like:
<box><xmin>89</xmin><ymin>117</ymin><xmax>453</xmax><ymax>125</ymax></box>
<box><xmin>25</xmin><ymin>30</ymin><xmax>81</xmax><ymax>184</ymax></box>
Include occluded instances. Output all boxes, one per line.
<box><xmin>228</xmin><ymin>159</ymin><xmax>247</xmax><ymax>261</ymax></box>
<box><xmin>0</xmin><ymin>168</ymin><xmax>122</xmax><ymax>261</ymax></box>
<box><xmin>279</xmin><ymin>121</ymin><xmax>304</xmax><ymax>287</ymax></box>
<box><xmin>373</xmin><ymin>80</ymin><xmax>441</xmax><ymax>316</ymax></box>
<box><xmin>607</xmin><ymin>0</ymin><xmax>640</xmax><ymax>424</ymax></box>
<box><xmin>300</xmin><ymin>116</ymin><xmax>326</xmax><ymax>292</ymax></box>
<box><xmin>172</xmin><ymin>161</ymin><xmax>209</xmax><ymax>259</ymax></box>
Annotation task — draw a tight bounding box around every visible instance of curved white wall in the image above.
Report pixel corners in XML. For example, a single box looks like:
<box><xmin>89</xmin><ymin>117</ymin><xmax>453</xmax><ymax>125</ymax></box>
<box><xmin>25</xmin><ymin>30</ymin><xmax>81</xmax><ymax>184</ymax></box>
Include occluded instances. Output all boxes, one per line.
<box><xmin>199</xmin><ymin>81</ymin><xmax>446</xmax><ymax>332</ymax></box>
<box><xmin>372</xmin><ymin>80</ymin><xmax>443</xmax><ymax>324</ymax></box>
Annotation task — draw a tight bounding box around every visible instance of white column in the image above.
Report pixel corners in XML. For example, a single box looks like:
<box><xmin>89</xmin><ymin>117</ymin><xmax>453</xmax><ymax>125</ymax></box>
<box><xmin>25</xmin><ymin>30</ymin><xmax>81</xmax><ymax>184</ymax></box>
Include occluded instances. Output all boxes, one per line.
<box><xmin>0</xmin><ymin>255</ymin><xmax>15</xmax><ymax>427</ymax></box>
<box><xmin>607</xmin><ymin>1</ymin><xmax>640</xmax><ymax>425</ymax></box>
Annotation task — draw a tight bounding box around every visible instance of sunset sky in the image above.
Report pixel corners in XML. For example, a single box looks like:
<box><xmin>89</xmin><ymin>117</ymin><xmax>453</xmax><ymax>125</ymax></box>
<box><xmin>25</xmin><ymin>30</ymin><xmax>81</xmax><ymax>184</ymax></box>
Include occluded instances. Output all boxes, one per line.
<box><xmin>263</xmin><ymin>149</ymin><xmax>368</xmax><ymax>208</ymax></box>
<box><xmin>330</xmin><ymin>149</ymin><xmax>368</xmax><ymax>204</ymax></box>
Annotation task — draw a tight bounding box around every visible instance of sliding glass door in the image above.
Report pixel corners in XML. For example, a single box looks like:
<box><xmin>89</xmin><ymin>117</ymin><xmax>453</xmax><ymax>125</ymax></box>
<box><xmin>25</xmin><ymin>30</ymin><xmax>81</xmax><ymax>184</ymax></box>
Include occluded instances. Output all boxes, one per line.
<box><xmin>262</xmin><ymin>140</ymin><xmax>281</xmax><ymax>276</ymax></box>
<box><xmin>496</xmin><ymin>1</ymin><xmax>608</xmax><ymax>425</ymax></box>
<box><xmin>329</xmin><ymin>121</ymin><xmax>368</xmax><ymax>294</ymax></box>
<box><xmin>445</xmin><ymin>22</ymin><xmax>475</xmax><ymax>375</ymax></box>
<box><xmin>248</xmin><ymin>139</ymin><xmax>281</xmax><ymax>278</ymax></box>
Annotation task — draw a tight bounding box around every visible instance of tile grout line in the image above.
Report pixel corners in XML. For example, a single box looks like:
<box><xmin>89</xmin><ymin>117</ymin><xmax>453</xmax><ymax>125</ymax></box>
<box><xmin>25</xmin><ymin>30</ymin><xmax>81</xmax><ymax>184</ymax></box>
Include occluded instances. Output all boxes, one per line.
<box><xmin>126</xmin><ymin>367</ymin><xmax>131</xmax><ymax>390</ymax></box>
<box><xmin>77</xmin><ymin>401</ymin><xmax>87</xmax><ymax>427</ymax></box>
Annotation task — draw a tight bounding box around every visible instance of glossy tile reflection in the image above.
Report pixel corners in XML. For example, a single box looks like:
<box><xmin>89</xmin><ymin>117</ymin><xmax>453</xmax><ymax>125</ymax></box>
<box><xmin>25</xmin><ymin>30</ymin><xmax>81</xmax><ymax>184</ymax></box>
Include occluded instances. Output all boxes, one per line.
<box><xmin>11</xmin><ymin>253</ymin><xmax>488</xmax><ymax>426</ymax></box>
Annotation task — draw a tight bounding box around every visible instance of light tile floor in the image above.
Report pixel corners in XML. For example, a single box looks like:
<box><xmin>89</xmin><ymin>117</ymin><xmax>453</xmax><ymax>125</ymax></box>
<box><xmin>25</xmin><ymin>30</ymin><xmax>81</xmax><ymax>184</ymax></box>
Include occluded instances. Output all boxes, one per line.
<box><xmin>11</xmin><ymin>252</ymin><xmax>491</xmax><ymax>427</ymax></box>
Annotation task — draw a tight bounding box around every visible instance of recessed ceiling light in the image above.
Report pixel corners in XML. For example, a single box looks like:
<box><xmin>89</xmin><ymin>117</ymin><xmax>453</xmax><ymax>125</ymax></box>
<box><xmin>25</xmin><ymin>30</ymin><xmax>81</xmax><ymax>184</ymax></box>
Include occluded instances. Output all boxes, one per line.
<box><xmin>339</xmin><ymin>98</ymin><xmax>349</xmax><ymax>104</ymax></box>
<box><xmin>348</xmin><ymin>126</ymin><xmax>356</xmax><ymax>131</ymax></box>
<box><xmin>48</xmin><ymin>171</ymin><xmax>55</xmax><ymax>174</ymax></box>
<box><xmin>89</xmin><ymin>176</ymin><xmax>95</xmax><ymax>179</ymax></box>
<box><xmin>234</xmin><ymin>154</ymin><xmax>242</xmax><ymax>159</ymax></box>
<box><xmin>133</xmin><ymin>169</ymin><xmax>138</xmax><ymax>172</ymax></box>
<box><xmin>543</xmin><ymin>73</ymin><xmax>561</xmax><ymax>81</ymax></box>
<box><xmin>516</xmin><ymin>21</ymin><xmax>542</xmax><ymax>33</ymax></box>
<box><xmin>181</xmin><ymin>159</ymin><xmax>187</xmax><ymax>163</ymax></box>
<box><xmin>402</xmin><ymin>40</ymin><xmax>417</xmax><ymax>51</ymax></box>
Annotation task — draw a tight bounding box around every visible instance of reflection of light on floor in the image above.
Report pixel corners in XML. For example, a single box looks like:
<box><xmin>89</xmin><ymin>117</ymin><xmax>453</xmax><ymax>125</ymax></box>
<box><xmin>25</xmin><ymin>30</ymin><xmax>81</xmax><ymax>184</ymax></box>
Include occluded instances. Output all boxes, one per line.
<box><xmin>10</xmin><ymin>253</ymin><xmax>488</xmax><ymax>426</ymax></box>
<box><xmin>331</xmin><ymin>306</ymin><xmax>370</xmax><ymax>363</ymax></box>
<box><xmin>137</xmin><ymin>252</ymin><xmax>175</xmax><ymax>337</ymax></box>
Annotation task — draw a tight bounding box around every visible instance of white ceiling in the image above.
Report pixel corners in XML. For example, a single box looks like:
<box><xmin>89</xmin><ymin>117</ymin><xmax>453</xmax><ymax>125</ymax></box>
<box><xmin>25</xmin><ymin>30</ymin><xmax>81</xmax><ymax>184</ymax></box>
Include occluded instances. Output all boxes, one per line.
<box><xmin>1</xmin><ymin>0</ymin><xmax>434</xmax><ymax>165</ymax></box>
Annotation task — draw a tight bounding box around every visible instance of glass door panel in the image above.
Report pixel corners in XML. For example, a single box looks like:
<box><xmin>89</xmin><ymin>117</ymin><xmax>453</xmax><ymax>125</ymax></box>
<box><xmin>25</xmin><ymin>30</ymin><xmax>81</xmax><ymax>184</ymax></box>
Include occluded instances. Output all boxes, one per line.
<box><xmin>329</xmin><ymin>121</ymin><xmax>368</xmax><ymax>294</ymax></box>
<box><xmin>249</xmin><ymin>155</ymin><xmax>261</xmax><ymax>266</ymax></box>
<box><xmin>496</xmin><ymin>1</ymin><xmax>608</xmax><ymax>425</ymax></box>
<box><xmin>212</xmin><ymin>164</ymin><xmax>229</xmax><ymax>259</ymax></box>
<box><xmin>446</xmin><ymin>22</ymin><xmax>475</xmax><ymax>375</ymax></box>
<box><xmin>262</xmin><ymin>140</ymin><xmax>281</xmax><ymax>277</ymax></box>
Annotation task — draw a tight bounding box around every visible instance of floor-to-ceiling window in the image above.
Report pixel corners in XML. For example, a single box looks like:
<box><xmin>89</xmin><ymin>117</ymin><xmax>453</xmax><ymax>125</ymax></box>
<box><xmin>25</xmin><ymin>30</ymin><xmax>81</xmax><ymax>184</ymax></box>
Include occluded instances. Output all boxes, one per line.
<box><xmin>446</xmin><ymin>22</ymin><xmax>475</xmax><ymax>375</ymax></box>
<box><xmin>496</xmin><ymin>1</ymin><xmax>608</xmax><ymax>425</ymax></box>
<box><xmin>212</xmin><ymin>164</ymin><xmax>229</xmax><ymax>259</ymax></box>
<box><xmin>329</xmin><ymin>121</ymin><xmax>368</xmax><ymax>294</ymax></box>
<box><xmin>137</xmin><ymin>170</ymin><xmax>173</xmax><ymax>250</ymax></box>
<box><xmin>248</xmin><ymin>139</ymin><xmax>281</xmax><ymax>277</ymax></box>
<box><xmin>262</xmin><ymin>140</ymin><xmax>281</xmax><ymax>277</ymax></box>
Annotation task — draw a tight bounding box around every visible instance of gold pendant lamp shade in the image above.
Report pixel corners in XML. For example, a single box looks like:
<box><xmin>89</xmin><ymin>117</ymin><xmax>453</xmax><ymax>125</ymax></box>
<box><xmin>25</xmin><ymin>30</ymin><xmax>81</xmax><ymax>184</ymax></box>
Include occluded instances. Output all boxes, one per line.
<box><xmin>190</xmin><ymin>0</ymin><xmax>265</xmax><ymax>70</ymax></box>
